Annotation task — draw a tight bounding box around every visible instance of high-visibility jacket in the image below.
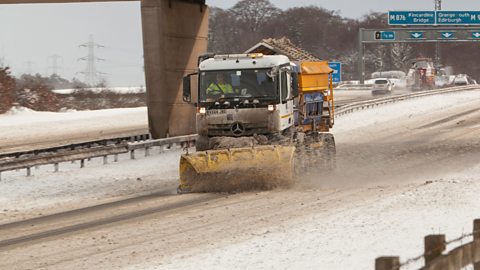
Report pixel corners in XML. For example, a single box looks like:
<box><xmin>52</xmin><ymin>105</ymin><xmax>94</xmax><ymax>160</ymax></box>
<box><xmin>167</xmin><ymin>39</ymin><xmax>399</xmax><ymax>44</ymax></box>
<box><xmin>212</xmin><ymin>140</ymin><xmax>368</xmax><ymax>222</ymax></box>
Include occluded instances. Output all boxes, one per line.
<box><xmin>207</xmin><ymin>82</ymin><xmax>233</xmax><ymax>94</ymax></box>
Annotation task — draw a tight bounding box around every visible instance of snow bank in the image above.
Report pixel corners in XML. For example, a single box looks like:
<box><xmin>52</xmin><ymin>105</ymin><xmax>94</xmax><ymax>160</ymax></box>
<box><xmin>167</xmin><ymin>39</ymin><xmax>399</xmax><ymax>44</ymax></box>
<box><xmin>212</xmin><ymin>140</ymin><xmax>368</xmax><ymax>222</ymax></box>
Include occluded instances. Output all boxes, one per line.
<box><xmin>3</xmin><ymin>106</ymin><xmax>35</xmax><ymax>115</ymax></box>
<box><xmin>334</xmin><ymin>90</ymin><xmax>480</xmax><ymax>133</ymax></box>
<box><xmin>52</xmin><ymin>87</ymin><xmax>145</xmax><ymax>95</ymax></box>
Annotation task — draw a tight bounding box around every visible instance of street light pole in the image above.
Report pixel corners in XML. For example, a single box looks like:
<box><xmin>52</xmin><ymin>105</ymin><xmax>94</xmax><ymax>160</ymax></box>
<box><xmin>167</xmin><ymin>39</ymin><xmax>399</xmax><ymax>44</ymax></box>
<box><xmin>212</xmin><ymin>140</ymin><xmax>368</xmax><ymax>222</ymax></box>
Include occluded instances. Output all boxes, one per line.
<box><xmin>435</xmin><ymin>0</ymin><xmax>441</xmax><ymax>11</ymax></box>
<box><xmin>435</xmin><ymin>0</ymin><xmax>442</xmax><ymax>66</ymax></box>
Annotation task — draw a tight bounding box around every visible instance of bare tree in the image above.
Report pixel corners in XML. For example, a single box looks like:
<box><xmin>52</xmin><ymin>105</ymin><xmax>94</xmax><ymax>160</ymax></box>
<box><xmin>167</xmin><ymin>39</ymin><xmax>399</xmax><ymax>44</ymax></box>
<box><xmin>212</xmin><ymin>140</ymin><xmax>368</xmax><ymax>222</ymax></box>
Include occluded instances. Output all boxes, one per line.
<box><xmin>16</xmin><ymin>73</ymin><xmax>60</xmax><ymax>111</ymax></box>
<box><xmin>0</xmin><ymin>67</ymin><xmax>16</xmax><ymax>113</ymax></box>
<box><xmin>207</xmin><ymin>4</ymin><xmax>480</xmax><ymax>80</ymax></box>
<box><xmin>359</xmin><ymin>12</ymin><xmax>388</xmax><ymax>28</ymax></box>
<box><xmin>363</xmin><ymin>45</ymin><xmax>393</xmax><ymax>78</ymax></box>
<box><xmin>208</xmin><ymin>8</ymin><xmax>244</xmax><ymax>53</ymax></box>
<box><xmin>391</xmin><ymin>43</ymin><xmax>414</xmax><ymax>71</ymax></box>
<box><xmin>338</xmin><ymin>49</ymin><xmax>359</xmax><ymax>80</ymax></box>
<box><xmin>230</xmin><ymin>0</ymin><xmax>280</xmax><ymax>32</ymax></box>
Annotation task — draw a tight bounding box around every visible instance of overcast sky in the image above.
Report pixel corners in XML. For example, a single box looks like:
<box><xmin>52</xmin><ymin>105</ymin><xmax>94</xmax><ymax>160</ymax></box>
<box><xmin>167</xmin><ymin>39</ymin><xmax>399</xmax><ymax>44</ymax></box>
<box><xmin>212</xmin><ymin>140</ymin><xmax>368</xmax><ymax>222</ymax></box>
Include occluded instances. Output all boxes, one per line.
<box><xmin>209</xmin><ymin>0</ymin><xmax>480</xmax><ymax>18</ymax></box>
<box><xmin>0</xmin><ymin>0</ymin><xmax>479</xmax><ymax>87</ymax></box>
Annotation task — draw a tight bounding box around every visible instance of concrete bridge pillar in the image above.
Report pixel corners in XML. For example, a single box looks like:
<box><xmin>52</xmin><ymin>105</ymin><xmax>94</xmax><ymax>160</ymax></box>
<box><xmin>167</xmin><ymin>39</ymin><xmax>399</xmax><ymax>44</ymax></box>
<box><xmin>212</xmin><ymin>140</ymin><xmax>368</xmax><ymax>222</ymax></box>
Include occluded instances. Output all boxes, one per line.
<box><xmin>141</xmin><ymin>0</ymin><xmax>208</xmax><ymax>138</ymax></box>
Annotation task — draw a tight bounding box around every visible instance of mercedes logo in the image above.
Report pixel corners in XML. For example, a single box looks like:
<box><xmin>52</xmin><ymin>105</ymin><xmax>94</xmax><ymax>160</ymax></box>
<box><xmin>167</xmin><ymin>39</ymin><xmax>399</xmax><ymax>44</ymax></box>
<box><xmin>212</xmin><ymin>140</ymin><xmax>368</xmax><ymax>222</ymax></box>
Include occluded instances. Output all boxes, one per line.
<box><xmin>230</xmin><ymin>122</ymin><xmax>245</xmax><ymax>136</ymax></box>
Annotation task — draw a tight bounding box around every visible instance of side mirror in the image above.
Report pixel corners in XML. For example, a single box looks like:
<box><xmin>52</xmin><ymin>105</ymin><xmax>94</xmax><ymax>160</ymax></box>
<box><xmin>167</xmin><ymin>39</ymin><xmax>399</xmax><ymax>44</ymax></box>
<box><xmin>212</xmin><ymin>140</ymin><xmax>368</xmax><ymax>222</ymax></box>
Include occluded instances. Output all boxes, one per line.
<box><xmin>291</xmin><ymin>72</ymin><xmax>299</xmax><ymax>97</ymax></box>
<box><xmin>183</xmin><ymin>75</ymin><xmax>191</xmax><ymax>103</ymax></box>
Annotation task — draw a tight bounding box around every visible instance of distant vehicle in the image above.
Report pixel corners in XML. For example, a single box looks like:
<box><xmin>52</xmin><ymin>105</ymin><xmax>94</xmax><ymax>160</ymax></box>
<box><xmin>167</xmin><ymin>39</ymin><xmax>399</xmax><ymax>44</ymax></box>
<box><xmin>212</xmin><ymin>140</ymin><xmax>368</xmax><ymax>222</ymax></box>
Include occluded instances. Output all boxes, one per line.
<box><xmin>406</xmin><ymin>58</ymin><xmax>436</xmax><ymax>91</ymax></box>
<box><xmin>371</xmin><ymin>78</ymin><xmax>393</xmax><ymax>95</ymax></box>
<box><xmin>452</xmin><ymin>74</ymin><xmax>477</xmax><ymax>86</ymax></box>
<box><xmin>435</xmin><ymin>67</ymin><xmax>451</xmax><ymax>88</ymax></box>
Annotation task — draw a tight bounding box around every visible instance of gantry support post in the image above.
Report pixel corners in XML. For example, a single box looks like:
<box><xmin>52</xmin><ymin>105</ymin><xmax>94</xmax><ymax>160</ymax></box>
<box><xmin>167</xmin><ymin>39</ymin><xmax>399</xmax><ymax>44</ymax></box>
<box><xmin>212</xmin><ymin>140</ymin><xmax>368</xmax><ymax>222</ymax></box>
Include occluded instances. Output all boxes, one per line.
<box><xmin>141</xmin><ymin>0</ymin><xmax>208</xmax><ymax>138</ymax></box>
<box><xmin>358</xmin><ymin>28</ymin><xmax>365</xmax><ymax>84</ymax></box>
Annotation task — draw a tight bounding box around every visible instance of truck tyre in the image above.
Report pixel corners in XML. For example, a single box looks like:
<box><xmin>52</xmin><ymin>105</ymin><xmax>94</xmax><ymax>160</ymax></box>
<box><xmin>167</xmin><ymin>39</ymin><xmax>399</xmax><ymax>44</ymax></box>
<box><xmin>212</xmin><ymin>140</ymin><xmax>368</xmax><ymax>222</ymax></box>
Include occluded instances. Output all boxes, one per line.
<box><xmin>318</xmin><ymin>133</ymin><xmax>336</xmax><ymax>170</ymax></box>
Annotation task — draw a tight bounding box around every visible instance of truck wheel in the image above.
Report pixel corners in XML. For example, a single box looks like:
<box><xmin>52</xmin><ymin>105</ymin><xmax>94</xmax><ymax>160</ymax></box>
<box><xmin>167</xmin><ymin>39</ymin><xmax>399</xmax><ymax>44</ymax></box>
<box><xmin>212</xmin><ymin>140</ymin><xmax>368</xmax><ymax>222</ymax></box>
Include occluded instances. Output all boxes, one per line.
<box><xmin>195</xmin><ymin>136</ymin><xmax>210</xmax><ymax>151</ymax></box>
<box><xmin>318</xmin><ymin>133</ymin><xmax>336</xmax><ymax>170</ymax></box>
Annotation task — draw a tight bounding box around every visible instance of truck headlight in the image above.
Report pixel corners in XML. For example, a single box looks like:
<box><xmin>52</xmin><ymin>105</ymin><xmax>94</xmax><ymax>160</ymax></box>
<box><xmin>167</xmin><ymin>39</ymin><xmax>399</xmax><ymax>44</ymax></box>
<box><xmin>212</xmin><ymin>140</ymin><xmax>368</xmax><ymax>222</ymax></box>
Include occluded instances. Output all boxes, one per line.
<box><xmin>199</xmin><ymin>107</ymin><xmax>206</xmax><ymax>114</ymax></box>
<box><xmin>268</xmin><ymin>105</ymin><xmax>275</xmax><ymax>112</ymax></box>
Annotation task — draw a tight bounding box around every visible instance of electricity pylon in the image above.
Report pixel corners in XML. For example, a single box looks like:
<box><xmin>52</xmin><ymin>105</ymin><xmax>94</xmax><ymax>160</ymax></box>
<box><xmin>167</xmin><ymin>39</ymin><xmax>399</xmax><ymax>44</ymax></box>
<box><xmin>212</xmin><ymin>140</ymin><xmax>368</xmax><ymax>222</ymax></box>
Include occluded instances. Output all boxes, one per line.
<box><xmin>78</xmin><ymin>34</ymin><xmax>105</xmax><ymax>86</ymax></box>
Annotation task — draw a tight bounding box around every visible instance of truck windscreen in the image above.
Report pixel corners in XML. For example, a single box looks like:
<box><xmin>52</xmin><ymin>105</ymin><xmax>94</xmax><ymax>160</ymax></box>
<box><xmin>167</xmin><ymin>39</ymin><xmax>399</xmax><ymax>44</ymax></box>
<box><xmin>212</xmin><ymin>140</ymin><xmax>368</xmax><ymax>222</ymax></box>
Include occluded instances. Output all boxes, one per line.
<box><xmin>199</xmin><ymin>69</ymin><xmax>277</xmax><ymax>102</ymax></box>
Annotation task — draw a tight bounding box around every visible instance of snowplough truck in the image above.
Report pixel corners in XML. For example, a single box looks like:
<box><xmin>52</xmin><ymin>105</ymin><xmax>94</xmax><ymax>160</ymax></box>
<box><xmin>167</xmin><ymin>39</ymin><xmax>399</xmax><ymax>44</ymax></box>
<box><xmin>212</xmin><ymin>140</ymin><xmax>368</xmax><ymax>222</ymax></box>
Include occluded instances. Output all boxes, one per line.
<box><xmin>179</xmin><ymin>53</ymin><xmax>336</xmax><ymax>193</ymax></box>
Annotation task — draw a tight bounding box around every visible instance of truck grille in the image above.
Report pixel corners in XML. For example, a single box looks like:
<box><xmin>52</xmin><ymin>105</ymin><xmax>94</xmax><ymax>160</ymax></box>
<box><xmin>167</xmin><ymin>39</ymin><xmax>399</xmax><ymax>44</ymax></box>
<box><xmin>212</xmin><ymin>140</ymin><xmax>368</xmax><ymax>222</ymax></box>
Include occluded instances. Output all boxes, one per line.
<box><xmin>207</xmin><ymin>122</ymin><xmax>269</xmax><ymax>137</ymax></box>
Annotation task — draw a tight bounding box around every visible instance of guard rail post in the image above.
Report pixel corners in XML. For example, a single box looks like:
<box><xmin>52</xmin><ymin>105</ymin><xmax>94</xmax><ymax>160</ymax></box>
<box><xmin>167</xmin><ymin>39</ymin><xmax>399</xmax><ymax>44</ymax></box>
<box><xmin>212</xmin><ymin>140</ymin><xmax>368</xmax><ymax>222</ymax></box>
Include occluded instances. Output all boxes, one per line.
<box><xmin>474</xmin><ymin>219</ymin><xmax>480</xmax><ymax>270</ymax></box>
<box><xmin>424</xmin><ymin>234</ymin><xmax>446</xmax><ymax>266</ymax></box>
<box><xmin>375</xmin><ymin>256</ymin><xmax>400</xmax><ymax>270</ymax></box>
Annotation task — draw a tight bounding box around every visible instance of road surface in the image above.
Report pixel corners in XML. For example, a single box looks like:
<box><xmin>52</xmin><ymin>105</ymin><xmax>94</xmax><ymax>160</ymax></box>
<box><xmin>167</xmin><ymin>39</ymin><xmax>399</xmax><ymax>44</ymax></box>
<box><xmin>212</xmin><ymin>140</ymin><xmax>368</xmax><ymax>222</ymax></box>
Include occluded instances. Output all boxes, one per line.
<box><xmin>0</xmin><ymin>89</ymin><xmax>479</xmax><ymax>269</ymax></box>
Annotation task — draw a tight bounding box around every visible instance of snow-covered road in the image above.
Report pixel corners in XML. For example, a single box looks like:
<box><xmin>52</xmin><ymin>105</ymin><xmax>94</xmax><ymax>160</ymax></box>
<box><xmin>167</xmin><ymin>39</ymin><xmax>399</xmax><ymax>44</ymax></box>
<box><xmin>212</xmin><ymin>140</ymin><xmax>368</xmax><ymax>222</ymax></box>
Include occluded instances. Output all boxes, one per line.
<box><xmin>0</xmin><ymin>89</ymin><xmax>479</xmax><ymax>270</ymax></box>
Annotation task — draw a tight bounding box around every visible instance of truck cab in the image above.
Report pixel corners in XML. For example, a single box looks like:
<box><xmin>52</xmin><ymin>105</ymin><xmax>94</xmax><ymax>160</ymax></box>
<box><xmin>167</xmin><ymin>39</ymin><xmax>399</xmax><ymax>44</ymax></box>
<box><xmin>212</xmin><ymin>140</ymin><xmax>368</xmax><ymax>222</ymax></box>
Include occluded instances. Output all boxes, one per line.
<box><xmin>183</xmin><ymin>53</ymin><xmax>298</xmax><ymax>147</ymax></box>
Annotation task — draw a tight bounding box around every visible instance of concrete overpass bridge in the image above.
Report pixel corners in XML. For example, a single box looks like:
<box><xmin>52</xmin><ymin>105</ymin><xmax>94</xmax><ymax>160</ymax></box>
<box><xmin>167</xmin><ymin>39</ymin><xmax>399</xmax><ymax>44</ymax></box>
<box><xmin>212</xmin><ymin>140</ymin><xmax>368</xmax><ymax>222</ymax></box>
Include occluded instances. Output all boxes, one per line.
<box><xmin>0</xmin><ymin>0</ymin><xmax>208</xmax><ymax>138</ymax></box>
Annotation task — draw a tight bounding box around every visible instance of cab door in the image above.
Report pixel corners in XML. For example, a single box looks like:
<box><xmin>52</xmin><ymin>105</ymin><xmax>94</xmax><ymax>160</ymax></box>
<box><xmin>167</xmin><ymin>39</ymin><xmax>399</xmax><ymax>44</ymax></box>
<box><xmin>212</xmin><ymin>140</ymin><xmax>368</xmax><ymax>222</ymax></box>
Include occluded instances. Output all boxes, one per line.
<box><xmin>278</xmin><ymin>69</ymin><xmax>294</xmax><ymax>131</ymax></box>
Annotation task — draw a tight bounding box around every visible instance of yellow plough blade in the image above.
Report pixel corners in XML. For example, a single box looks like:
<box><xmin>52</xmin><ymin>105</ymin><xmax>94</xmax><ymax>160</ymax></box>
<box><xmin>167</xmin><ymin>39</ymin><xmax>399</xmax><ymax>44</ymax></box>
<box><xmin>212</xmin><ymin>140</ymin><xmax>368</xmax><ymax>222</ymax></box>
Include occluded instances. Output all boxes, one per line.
<box><xmin>179</xmin><ymin>145</ymin><xmax>295</xmax><ymax>193</ymax></box>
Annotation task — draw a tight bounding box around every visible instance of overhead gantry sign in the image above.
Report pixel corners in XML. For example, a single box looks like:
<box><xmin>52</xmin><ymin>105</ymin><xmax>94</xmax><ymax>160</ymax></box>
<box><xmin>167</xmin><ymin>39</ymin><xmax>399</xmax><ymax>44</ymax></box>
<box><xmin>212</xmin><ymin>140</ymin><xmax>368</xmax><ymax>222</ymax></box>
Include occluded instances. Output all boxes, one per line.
<box><xmin>357</xmin><ymin>10</ymin><xmax>480</xmax><ymax>83</ymax></box>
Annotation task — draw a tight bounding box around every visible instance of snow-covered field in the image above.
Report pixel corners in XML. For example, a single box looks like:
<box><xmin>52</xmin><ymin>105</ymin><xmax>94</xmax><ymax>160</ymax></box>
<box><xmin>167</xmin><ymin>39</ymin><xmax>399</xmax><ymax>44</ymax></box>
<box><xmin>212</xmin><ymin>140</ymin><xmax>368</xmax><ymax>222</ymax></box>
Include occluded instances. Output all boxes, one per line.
<box><xmin>0</xmin><ymin>89</ymin><xmax>479</xmax><ymax>270</ymax></box>
<box><xmin>0</xmin><ymin>106</ymin><xmax>148</xmax><ymax>153</ymax></box>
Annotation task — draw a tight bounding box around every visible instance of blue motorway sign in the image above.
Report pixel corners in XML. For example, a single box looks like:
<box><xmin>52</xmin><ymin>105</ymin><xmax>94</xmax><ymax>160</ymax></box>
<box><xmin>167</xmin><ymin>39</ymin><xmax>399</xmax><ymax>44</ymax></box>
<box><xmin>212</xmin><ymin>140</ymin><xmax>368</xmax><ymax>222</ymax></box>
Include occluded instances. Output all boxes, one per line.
<box><xmin>439</xmin><ymin>31</ymin><xmax>455</xmax><ymax>39</ymax></box>
<box><xmin>471</xmin><ymin>32</ymin><xmax>480</xmax><ymax>39</ymax></box>
<box><xmin>382</xmin><ymin>31</ymin><xmax>395</xmax><ymax>40</ymax></box>
<box><xmin>410</xmin><ymin>31</ymin><xmax>425</xmax><ymax>39</ymax></box>
<box><xmin>389</xmin><ymin>11</ymin><xmax>436</xmax><ymax>25</ymax></box>
<box><xmin>389</xmin><ymin>11</ymin><xmax>480</xmax><ymax>25</ymax></box>
<box><xmin>328</xmin><ymin>62</ymin><xmax>342</xmax><ymax>83</ymax></box>
<box><xmin>437</xmin><ymin>11</ymin><xmax>480</xmax><ymax>25</ymax></box>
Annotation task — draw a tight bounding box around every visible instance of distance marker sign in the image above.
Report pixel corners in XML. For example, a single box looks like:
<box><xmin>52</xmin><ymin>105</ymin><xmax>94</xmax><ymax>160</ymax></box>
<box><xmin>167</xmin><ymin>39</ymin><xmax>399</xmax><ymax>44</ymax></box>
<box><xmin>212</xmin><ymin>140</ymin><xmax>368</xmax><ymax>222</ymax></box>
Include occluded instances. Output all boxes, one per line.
<box><xmin>374</xmin><ymin>31</ymin><xmax>395</xmax><ymax>40</ymax></box>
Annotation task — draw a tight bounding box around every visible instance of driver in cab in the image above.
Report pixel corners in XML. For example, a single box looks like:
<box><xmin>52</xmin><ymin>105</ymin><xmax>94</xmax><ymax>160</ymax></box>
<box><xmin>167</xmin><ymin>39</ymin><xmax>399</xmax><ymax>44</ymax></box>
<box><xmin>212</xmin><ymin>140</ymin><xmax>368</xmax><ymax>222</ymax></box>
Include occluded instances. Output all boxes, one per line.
<box><xmin>207</xmin><ymin>73</ymin><xmax>233</xmax><ymax>96</ymax></box>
